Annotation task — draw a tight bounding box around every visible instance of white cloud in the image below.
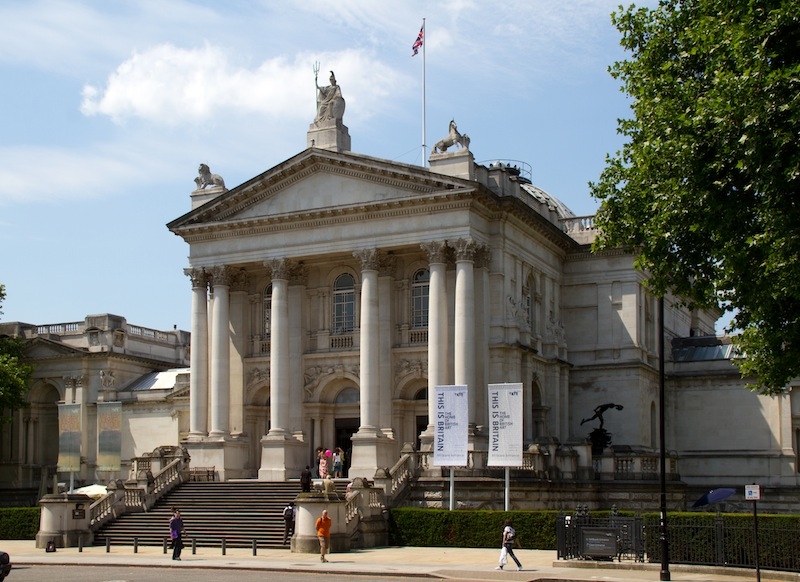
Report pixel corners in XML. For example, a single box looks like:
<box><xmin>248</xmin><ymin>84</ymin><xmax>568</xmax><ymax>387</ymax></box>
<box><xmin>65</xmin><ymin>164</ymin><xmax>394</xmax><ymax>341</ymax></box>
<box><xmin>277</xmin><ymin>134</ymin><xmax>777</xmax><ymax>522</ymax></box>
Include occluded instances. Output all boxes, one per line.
<box><xmin>80</xmin><ymin>43</ymin><xmax>410</xmax><ymax>126</ymax></box>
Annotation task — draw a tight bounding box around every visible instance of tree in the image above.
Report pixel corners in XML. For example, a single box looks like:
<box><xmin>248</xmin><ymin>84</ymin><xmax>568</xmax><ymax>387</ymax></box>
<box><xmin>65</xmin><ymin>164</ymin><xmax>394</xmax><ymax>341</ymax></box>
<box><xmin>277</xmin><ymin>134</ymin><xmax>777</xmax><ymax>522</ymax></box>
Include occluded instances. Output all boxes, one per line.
<box><xmin>0</xmin><ymin>284</ymin><xmax>32</xmax><ymax>418</ymax></box>
<box><xmin>590</xmin><ymin>0</ymin><xmax>800</xmax><ymax>395</ymax></box>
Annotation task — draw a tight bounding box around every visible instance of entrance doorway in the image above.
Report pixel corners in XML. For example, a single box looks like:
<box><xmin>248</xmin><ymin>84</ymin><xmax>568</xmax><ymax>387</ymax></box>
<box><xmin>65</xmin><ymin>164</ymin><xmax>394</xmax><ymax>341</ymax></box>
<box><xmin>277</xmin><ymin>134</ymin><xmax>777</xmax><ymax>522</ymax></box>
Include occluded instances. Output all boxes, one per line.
<box><xmin>334</xmin><ymin>417</ymin><xmax>358</xmax><ymax>477</ymax></box>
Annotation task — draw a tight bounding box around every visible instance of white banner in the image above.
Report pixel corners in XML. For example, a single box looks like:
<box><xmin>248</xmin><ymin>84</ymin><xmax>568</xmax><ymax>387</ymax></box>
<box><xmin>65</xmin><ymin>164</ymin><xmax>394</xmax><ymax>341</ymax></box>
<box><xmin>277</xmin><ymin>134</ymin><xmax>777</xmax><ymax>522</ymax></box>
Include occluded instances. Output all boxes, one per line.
<box><xmin>433</xmin><ymin>385</ymin><xmax>469</xmax><ymax>466</ymax></box>
<box><xmin>487</xmin><ymin>383</ymin><xmax>523</xmax><ymax>467</ymax></box>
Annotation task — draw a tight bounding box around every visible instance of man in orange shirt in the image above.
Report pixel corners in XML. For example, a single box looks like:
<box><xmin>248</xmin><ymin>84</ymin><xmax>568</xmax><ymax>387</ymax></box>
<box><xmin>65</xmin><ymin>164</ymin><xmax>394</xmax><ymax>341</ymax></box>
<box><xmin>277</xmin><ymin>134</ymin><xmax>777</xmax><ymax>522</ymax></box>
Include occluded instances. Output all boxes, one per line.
<box><xmin>315</xmin><ymin>509</ymin><xmax>332</xmax><ymax>562</ymax></box>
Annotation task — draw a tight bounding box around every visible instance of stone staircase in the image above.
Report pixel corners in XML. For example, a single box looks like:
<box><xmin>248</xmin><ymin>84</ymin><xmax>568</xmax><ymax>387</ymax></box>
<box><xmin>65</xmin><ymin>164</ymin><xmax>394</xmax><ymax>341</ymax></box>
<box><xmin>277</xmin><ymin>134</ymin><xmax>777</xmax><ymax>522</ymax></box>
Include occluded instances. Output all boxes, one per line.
<box><xmin>93</xmin><ymin>481</ymin><xmax>337</xmax><ymax>549</ymax></box>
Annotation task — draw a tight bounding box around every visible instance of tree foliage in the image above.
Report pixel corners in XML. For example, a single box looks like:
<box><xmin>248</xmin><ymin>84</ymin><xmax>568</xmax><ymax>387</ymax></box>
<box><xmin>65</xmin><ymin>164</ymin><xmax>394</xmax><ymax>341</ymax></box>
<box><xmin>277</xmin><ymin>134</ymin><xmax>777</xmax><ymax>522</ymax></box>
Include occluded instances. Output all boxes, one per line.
<box><xmin>591</xmin><ymin>0</ymin><xmax>800</xmax><ymax>394</ymax></box>
<box><xmin>0</xmin><ymin>284</ymin><xmax>32</xmax><ymax>418</ymax></box>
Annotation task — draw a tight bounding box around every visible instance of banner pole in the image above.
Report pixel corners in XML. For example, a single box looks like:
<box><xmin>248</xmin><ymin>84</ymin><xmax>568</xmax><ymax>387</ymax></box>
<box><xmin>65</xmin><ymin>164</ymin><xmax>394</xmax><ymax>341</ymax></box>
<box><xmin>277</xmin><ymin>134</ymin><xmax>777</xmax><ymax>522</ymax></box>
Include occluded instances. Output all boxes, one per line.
<box><xmin>505</xmin><ymin>467</ymin><xmax>510</xmax><ymax>511</ymax></box>
<box><xmin>449</xmin><ymin>467</ymin><xmax>455</xmax><ymax>511</ymax></box>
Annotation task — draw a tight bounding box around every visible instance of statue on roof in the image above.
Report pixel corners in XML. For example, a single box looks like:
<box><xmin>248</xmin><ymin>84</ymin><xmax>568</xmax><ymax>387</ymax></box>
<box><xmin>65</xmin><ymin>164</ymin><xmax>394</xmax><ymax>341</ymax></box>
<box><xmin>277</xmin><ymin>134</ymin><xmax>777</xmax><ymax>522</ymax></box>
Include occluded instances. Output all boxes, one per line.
<box><xmin>314</xmin><ymin>63</ymin><xmax>345</xmax><ymax>123</ymax></box>
<box><xmin>433</xmin><ymin>119</ymin><xmax>470</xmax><ymax>153</ymax></box>
<box><xmin>194</xmin><ymin>164</ymin><xmax>225</xmax><ymax>190</ymax></box>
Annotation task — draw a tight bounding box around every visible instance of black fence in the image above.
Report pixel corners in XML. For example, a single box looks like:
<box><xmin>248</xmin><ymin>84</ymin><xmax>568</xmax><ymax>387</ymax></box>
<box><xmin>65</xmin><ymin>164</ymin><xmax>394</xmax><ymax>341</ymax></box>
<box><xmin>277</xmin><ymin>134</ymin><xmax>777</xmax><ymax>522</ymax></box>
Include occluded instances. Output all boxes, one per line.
<box><xmin>556</xmin><ymin>509</ymin><xmax>800</xmax><ymax>573</ymax></box>
<box><xmin>556</xmin><ymin>510</ymin><xmax>644</xmax><ymax>562</ymax></box>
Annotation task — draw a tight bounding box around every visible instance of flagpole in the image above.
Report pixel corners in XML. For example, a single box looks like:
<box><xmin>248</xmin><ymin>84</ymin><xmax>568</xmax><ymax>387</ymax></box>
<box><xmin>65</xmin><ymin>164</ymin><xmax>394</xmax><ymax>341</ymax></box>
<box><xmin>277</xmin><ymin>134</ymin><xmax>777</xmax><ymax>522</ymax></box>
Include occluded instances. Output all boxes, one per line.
<box><xmin>421</xmin><ymin>18</ymin><xmax>427</xmax><ymax>167</ymax></box>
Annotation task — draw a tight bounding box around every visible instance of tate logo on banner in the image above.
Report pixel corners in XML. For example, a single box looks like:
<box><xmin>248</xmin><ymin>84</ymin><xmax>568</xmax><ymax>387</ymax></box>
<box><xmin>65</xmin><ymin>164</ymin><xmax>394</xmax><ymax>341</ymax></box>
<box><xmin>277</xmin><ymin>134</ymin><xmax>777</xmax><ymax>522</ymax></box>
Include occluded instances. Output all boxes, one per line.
<box><xmin>487</xmin><ymin>383</ymin><xmax>523</xmax><ymax>467</ymax></box>
<box><xmin>433</xmin><ymin>385</ymin><xmax>469</xmax><ymax>467</ymax></box>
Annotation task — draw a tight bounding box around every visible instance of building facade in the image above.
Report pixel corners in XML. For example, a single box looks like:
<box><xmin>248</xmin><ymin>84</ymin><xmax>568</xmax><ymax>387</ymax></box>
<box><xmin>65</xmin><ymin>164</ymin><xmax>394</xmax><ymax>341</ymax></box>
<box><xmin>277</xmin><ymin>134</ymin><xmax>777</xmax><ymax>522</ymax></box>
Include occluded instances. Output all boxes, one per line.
<box><xmin>4</xmin><ymin>112</ymin><xmax>799</xmax><ymax>509</ymax></box>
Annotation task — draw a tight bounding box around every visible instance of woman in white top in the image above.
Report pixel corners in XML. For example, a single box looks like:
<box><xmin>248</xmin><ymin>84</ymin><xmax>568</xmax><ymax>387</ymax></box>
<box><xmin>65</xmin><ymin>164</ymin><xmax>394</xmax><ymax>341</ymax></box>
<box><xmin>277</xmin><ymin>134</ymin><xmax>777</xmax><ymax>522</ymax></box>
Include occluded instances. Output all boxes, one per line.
<box><xmin>496</xmin><ymin>518</ymin><xmax>522</xmax><ymax>571</ymax></box>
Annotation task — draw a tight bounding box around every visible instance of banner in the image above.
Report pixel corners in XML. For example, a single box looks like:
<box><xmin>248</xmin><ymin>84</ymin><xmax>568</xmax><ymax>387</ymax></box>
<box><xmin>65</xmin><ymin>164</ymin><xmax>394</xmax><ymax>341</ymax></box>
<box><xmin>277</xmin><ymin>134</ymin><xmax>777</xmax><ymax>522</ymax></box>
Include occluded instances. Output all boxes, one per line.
<box><xmin>57</xmin><ymin>403</ymin><xmax>82</xmax><ymax>472</ymax></box>
<box><xmin>97</xmin><ymin>401</ymin><xmax>122</xmax><ymax>471</ymax></box>
<box><xmin>487</xmin><ymin>383</ymin><xmax>523</xmax><ymax>467</ymax></box>
<box><xmin>433</xmin><ymin>385</ymin><xmax>468</xmax><ymax>466</ymax></box>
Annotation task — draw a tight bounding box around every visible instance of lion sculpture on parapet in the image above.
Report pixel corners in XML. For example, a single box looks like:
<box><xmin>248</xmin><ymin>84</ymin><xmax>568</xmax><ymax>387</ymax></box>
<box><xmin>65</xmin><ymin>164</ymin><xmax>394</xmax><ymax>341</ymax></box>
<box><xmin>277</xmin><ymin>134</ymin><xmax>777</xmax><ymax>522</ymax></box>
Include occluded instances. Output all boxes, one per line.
<box><xmin>194</xmin><ymin>163</ymin><xmax>225</xmax><ymax>190</ymax></box>
<box><xmin>433</xmin><ymin>119</ymin><xmax>470</xmax><ymax>154</ymax></box>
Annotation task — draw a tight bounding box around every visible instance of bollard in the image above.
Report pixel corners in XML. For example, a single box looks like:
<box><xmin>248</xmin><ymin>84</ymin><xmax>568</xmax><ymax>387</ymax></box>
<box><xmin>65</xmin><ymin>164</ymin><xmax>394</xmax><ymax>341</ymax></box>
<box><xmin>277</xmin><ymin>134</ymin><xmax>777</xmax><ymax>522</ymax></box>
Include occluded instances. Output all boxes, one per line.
<box><xmin>252</xmin><ymin>539</ymin><xmax>257</xmax><ymax>556</ymax></box>
<box><xmin>133</xmin><ymin>537</ymin><xmax>138</xmax><ymax>553</ymax></box>
<box><xmin>78</xmin><ymin>537</ymin><xmax>83</xmax><ymax>553</ymax></box>
<box><xmin>221</xmin><ymin>538</ymin><xmax>226</xmax><ymax>556</ymax></box>
<box><xmin>192</xmin><ymin>538</ymin><xmax>197</xmax><ymax>555</ymax></box>
<box><xmin>163</xmin><ymin>537</ymin><xmax>168</xmax><ymax>554</ymax></box>
<box><xmin>106</xmin><ymin>537</ymin><xmax>111</xmax><ymax>553</ymax></box>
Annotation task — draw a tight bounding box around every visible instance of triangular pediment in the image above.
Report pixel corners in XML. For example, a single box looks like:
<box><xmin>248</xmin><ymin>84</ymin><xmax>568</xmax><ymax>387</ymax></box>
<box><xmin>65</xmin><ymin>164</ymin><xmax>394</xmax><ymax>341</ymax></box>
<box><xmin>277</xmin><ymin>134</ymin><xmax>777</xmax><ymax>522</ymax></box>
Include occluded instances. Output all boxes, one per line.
<box><xmin>24</xmin><ymin>337</ymin><xmax>87</xmax><ymax>359</ymax></box>
<box><xmin>168</xmin><ymin>148</ymin><xmax>474</xmax><ymax>233</ymax></box>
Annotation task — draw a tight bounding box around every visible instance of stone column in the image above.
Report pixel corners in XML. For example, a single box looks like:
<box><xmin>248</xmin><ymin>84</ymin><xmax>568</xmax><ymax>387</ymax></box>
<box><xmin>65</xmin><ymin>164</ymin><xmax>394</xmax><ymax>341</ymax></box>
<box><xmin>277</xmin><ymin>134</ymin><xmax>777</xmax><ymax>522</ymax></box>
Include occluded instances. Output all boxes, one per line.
<box><xmin>267</xmin><ymin>259</ymin><xmax>290</xmax><ymax>438</ymax></box>
<box><xmin>421</xmin><ymin>241</ymin><xmax>449</xmax><ymax>440</ymax></box>
<box><xmin>209</xmin><ymin>265</ymin><xmax>232</xmax><ymax>437</ymax></box>
<box><xmin>354</xmin><ymin>249</ymin><xmax>380</xmax><ymax>435</ymax></box>
<box><xmin>183</xmin><ymin>268</ymin><xmax>208</xmax><ymax>439</ymax></box>
<box><xmin>453</xmin><ymin>238</ymin><xmax>477</xmax><ymax>426</ymax></box>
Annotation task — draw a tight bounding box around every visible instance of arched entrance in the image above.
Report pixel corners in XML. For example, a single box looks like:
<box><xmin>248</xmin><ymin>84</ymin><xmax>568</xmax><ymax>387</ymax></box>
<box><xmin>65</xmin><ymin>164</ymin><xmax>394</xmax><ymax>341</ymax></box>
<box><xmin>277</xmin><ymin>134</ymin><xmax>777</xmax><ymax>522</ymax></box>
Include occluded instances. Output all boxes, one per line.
<box><xmin>333</xmin><ymin>386</ymin><xmax>359</xmax><ymax>477</ymax></box>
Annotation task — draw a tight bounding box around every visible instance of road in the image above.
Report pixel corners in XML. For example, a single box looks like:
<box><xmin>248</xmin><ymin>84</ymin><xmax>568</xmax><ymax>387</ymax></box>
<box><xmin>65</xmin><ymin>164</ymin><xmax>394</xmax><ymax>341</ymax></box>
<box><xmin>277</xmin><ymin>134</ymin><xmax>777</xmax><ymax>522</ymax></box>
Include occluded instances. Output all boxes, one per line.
<box><xmin>8</xmin><ymin>564</ymin><xmax>442</xmax><ymax>582</ymax></box>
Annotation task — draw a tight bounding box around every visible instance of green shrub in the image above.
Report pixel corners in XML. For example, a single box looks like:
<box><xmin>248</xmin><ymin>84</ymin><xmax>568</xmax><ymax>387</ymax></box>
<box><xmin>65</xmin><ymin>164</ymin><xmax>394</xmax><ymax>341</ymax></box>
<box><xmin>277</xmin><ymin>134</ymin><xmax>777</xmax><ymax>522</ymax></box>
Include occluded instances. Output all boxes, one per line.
<box><xmin>0</xmin><ymin>507</ymin><xmax>40</xmax><ymax>539</ymax></box>
<box><xmin>389</xmin><ymin>508</ymin><xmax>559</xmax><ymax>549</ymax></box>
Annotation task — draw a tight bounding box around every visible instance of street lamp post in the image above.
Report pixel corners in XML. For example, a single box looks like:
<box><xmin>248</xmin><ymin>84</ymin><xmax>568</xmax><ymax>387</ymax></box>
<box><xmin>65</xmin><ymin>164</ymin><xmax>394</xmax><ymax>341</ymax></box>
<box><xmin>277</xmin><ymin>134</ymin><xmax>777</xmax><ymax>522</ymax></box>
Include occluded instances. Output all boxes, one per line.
<box><xmin>659</xmin><ymin>295</ymin><xmax>671</xmax><ymax>580</ymax></box>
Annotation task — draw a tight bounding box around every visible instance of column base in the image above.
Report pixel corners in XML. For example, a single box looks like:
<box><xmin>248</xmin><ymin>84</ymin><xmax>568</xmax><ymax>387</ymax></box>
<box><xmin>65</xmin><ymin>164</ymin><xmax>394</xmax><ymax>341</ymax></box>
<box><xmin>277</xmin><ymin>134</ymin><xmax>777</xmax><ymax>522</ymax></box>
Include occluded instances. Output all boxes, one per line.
<box><xmin>183</xmin><ymin>438</ymin><xmax>249</xmax><ymax>481</ymax></box>
<box><xmin>258</xmin><ymin>433</ymin><xmax>307</xmax><ymax>481</ymax></box>
<box><xmin>348</xmin><ymin>430</ymin><xmax>395</xmax><ymax>480</ymax></box>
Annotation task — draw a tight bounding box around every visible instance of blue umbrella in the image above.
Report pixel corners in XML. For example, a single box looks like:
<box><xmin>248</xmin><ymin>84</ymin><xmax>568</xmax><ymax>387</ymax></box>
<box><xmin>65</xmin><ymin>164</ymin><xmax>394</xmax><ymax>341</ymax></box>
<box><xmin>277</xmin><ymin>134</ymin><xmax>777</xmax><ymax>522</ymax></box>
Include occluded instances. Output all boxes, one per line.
<box><xmin>692</xmin><ymin>487</ymin><xmax>736</xmax><ymax>508</ymax></box>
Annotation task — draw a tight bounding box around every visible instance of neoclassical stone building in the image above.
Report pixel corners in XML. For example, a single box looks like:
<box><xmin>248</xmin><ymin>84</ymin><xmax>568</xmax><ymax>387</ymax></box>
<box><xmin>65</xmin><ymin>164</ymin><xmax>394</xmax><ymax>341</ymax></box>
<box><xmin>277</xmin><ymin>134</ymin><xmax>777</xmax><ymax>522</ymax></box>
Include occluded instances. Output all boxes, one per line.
<box><xmin>4</xmin><ymin>98</ymin><xmax>798</xmax><ymax>509</ymax></box>
<box><xmin>165</xmin><ymin>112</ymin><xmax>800</xmax><ymax>498</ymax></box>
<box><xmin>0</xmin><ymin>315</ymin><xmax>189</xmax><ymax>496</ymax></box>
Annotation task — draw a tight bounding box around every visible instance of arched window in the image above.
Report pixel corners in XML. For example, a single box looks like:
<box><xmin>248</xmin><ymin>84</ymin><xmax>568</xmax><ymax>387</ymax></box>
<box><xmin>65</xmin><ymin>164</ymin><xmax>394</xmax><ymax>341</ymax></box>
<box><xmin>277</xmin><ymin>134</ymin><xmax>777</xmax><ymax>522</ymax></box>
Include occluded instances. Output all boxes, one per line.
<box><xmin>526</xmin><ymin>274</ymin><xmax>536</xmax><ymax>332</ymax></box>
<box><xmin>411</xmin><ymin>269</ymin><xmax>430</xmax><ymax>328</ymax></box>
<box><xmin>333</xmin><ymin>274</ymin><xmax>355</xmax><ymax>334</ymax></box>
<box><xmin>335</xmin><ymin>387</ymin><xmax>360</xmax><ymax>404</ymax></box>
<box><xmin>262</xmin><ymin>284</ymin><xmax>272</xmax><ymax>336</ymax></box>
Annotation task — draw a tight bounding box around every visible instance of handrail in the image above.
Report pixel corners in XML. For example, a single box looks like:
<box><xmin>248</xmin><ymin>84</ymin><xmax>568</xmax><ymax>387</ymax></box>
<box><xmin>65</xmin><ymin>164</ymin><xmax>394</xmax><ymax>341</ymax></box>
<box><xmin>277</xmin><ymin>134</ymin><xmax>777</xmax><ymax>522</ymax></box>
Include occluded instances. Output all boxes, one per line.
<box><xmin>89</xmin><ymin>455</ymin><xmax>186</xmax><ymax>530</ymax></box>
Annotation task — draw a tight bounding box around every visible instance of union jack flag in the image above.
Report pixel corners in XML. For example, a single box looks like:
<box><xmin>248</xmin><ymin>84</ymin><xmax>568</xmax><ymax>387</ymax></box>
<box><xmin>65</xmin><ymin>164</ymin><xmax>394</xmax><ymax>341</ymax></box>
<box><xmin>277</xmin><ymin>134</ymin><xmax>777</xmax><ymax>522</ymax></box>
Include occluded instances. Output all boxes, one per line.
<box><xmin>412</xmin><ymin>24</ymin><xmax>424</xmax><ymax>56</ymax></box>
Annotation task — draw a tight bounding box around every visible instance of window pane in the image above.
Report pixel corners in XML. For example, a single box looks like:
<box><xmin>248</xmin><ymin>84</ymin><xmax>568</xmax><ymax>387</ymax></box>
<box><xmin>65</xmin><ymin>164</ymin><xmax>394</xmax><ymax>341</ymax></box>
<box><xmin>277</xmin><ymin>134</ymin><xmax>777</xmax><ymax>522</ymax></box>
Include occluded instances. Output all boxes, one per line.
<box><xmin>263</xmin><ymin>284</ymin><xmax>272</xmax><ymax>336</ymax></box>
<box><xmin>333</xmin><ymin>274</ymin><xmax>355</xmax><ymax>333</ymax></box>
<box><xmin>412</xmin><ymin>269</ymin><xmax>430</xmax><ymax>328</ymax></box>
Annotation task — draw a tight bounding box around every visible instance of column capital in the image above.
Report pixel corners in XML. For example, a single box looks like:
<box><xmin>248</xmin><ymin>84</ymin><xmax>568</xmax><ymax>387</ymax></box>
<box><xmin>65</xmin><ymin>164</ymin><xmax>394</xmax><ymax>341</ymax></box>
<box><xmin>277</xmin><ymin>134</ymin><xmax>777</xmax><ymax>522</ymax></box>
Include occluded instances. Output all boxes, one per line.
<box><xmin>420</xmin><ymin>241</ymin><xmax>451</xmax><ymax>265</ymax></box>
<box><xmin>229</xmin><ymin>268</ymin><xmax>249</xmax><ymax>292</ymax></box>
<box><xmin>452</xmin><ymin>238</ymin><xmax>476</xmax><ymax>262</ymax></box>
<box><xmin>209</xmin><ymin>265</ymin><xmax>235</xmax><ymax>287</ymax></box>
<box><xmin>354</xmin><ymin>248</ymin><xmax>381</xmax><ymax>271</ymax></box>
<box><xmin>184</xmin><ymin>267</ymin><xmax>209</xmax><ymax>289</ymax></box>
<box><xmin>264</xmin><ymin>258</ymin><xmax>307</xmax><ymax>284</ymax></box>
<box><xmin>474</xmin><ymin>244</ymin><xmax>491</xmax><ymax>269</ymax></box>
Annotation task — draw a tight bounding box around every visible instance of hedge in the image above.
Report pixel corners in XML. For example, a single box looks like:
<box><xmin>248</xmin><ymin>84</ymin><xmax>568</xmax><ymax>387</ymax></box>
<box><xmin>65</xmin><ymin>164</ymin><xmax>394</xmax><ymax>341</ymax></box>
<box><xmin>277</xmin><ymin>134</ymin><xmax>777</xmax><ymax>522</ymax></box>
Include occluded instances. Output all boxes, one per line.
<box><xmin>0</xmin><ymin>507</ymin><xmax>40</xmax><ymax>539</ymax></box>
<box><xmin>388</xmin><ymin>508</ymin><xmax>559</xmax><ymax>549</ymax></box>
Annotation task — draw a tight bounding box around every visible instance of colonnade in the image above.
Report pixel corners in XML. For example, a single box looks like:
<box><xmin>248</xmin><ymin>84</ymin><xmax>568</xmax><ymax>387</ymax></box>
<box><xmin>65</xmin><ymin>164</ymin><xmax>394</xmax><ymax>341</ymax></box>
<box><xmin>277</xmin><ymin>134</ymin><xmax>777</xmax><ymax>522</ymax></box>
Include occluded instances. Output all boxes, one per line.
<box><xmin>183</xmin><ymin>237</ymin><xmax>488</xmax><ymax>479</ymax></box>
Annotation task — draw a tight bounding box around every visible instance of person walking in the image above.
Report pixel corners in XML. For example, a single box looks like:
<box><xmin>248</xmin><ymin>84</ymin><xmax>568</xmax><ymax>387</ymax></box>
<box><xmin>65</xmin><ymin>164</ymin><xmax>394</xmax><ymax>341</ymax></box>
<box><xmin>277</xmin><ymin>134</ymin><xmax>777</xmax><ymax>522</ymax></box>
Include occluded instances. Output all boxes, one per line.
<box><xmin>495</xmin><ymin>518</ymin><xmax>522</xmax><ymax>571</ymax></box>
<box><xmin>300</xmin><ymin>465</ymin><xmax>312</xmax><ymax>492</ymax></box>
<box><xmin>169</xmin><ymin>507</ymin><xmax>184</xmax><ymax>561</ymax></box>
<box><xmin>282</xmin><ymin>501</ymin><xmax>296</xmax><ymax>545</ymax></box>
<box><xmin>315</xmin><ymin>509</ymin><xmax>332</xmax><ymax>563</ymax></box>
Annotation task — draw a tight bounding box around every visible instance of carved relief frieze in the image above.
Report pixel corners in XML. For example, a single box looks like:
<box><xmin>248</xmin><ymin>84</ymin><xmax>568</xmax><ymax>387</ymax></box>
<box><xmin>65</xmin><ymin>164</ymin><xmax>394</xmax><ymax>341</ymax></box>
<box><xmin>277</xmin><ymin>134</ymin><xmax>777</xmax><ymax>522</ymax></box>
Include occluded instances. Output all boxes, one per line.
<box><xmin>545</xmin><ymin>311</ymin><xmax>566</xmax><ymax>345</ymax></box>
<box><xmin>395</xmin><ymin>359</ymin><xmax>427</xmax><ymax>382</ymax></box>
<box><xmin>247</xmin><ymin>366</ymin><xmax>269</xmax><ymax>388</ymax></box>
<box><xmin>303</xmin><ymin>363</ymin><xmax>360</xmax><ymax>399</ymax></box>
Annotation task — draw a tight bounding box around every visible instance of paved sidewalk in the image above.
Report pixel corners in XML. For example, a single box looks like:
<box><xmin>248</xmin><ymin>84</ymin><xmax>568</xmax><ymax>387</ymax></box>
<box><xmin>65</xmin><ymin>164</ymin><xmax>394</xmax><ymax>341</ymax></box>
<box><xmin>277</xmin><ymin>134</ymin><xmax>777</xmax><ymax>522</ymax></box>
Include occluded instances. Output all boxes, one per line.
<box><xmin>3</xmin><ymin>540</ymin><xmax>798</xmax><ymax>581</ymax></box>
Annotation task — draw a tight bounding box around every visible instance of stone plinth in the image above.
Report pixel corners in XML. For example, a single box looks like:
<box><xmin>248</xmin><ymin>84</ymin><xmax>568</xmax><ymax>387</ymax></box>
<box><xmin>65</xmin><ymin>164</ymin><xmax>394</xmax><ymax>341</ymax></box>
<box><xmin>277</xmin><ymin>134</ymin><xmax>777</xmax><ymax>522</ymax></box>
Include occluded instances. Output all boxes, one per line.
<box><xmin>258</xmin><ymin>433</ymin><xmax>307</xmax><ymax>481</ymax></box>
<box><xmin>292</xmin><ymin>497</ymin><xmax>348</xmax><ymax>554</ymax></box>
<box><xmin>183</xmin><ymin>437</ymin><xmax>249</xmax><ymax>481</ymax></box>
<box><xmin>36</xmin><ymin>494</ymin><xmax>93</xmax><ymax>548</ymax></box>
<box><xmin>307</xmin><ymin>119</ymin><xmax>351</xmax><ymax>152</ymax></box>
<box><xmin>429</xmin><ymin>148</ymin><xmax>475</xmax><ymax>180</ymax></box>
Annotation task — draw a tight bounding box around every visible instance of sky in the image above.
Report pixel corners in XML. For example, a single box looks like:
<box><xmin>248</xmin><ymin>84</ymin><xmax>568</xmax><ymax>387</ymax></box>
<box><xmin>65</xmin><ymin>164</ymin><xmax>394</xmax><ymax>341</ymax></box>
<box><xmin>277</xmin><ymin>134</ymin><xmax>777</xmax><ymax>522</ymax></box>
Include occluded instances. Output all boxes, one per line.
<box><xmin>0</xmin><ymin>0</ymin><xmax>653</xmax><ymax>333</ymax></box>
